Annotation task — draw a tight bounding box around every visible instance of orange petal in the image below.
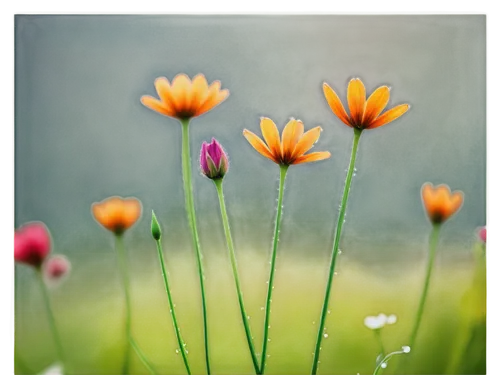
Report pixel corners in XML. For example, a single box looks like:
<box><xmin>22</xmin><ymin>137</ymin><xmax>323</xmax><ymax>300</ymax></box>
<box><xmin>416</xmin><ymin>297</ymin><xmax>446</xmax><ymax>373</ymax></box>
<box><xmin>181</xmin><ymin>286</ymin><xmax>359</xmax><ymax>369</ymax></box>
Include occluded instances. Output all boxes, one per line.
<box><xmin>154</xmin><ymin>77</ymin><xmax>176</xmax><ymax>112</ymax></box>
<box><xmin>449</xmin><ymin>191</ymin><xmax>464</xmax><ymax>215</ymax></box>
<box><xmin>196</xmin><ymin>81</ymin><xmax>229</xmax><ymax>116</ymax></box>
<box><xmin>92</xmin><ymin>203</ymin><xmax>108</xmax><ymax>228</ymax></box>
<box><xmin>260</xmin><ymin>118</ymin><xmax>281</xmax><ymax>159</ymax></box>
<box><xmin>292</xmin><ymin>151</ymin><xmax>331</xmax><ymax>165</ymax></box>
<box><xmin>122</xmin><ymin>199</ymin><xmax>142</xmax><ymax>229</ymax></box>
<box><xmin>170</xmin><ymin>74</ymin><xmax>192</xmax><ymax>113</ymax></box>
<box><xmin>291</xmin><ymin>126</ymin><xmax>322</xmax><ymax>160</ymax></box>
<box><xmin>281</xmin><ymin>119</ymin><xmax>304</xmax><ymax>160</ymax></box>
<box><xmin>362</xmin><ymin>86</ymin><xmax>390</xmax><ymax>125</ymax></box>
<box><xmin>243</xmin><ymin>129</ymin><xmax>278</xmax><ymax>163</ymax></box>
<box><xmin>141</xmin><ymin>96</ymin><xmax>174</xmax><ymax>117</ymax></box>
<box><xmin>367</xmin><ymin>104</ymin><xmax>410</xmax><ymax>129</ymax></box>
<box><xmin>421</xmin><ymin>183</ymin><xmax>436</xmax><ymax>210</ymax></box>
<box><xmin>190</xmin><ymin>74</ymin><xmax>209</xmax><ymax>111</ymax></box>
<box><xmin>347</xmin><ymin>78</ymin><xmax>366</xmax><ymax>125</ymax></box>
<box><xmin>323</xmin><ymin>83</ymin><xmax>351</xmax><ymax>126</ymax></box>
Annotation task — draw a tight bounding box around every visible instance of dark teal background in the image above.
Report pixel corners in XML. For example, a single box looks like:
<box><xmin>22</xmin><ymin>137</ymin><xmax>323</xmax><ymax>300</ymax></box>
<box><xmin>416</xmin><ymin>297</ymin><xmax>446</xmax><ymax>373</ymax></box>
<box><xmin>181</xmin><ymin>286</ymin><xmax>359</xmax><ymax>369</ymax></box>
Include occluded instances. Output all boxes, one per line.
<box><xmin>14</xmin><ymin>15</ymin><xmax>486</xmax><ymax>375</ymax></box>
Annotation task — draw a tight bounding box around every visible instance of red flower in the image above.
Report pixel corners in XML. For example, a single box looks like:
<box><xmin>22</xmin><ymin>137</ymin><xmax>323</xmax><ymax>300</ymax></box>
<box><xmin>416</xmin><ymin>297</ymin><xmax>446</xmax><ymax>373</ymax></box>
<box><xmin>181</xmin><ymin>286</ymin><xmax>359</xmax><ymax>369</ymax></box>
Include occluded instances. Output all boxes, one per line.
<box><xmin>14</xmin><ymin>222</ymin><xmax>51</xmax><ymax>268</ymax></box>
<box><xmin>478</xmin><ymin>227</ymin><xmax>486</xmax><ymax>243</ymax></box>
<box><xmin>43</xmin><ymin>256</ymin><xmax>70</xmax><ymax>283</ymax></box>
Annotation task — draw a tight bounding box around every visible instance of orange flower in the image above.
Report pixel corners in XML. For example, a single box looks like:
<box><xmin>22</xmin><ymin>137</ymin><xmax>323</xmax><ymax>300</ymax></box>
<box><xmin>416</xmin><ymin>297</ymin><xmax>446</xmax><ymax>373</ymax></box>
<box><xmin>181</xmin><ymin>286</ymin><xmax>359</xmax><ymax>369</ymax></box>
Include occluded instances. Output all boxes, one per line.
<box><xmin>92</xmin><ymin>196</ymin><xmax>142</xmax><ymax>235</ymax></box>
<box><xmin>141</xmin><ymin>73</ymin><xmax>229</xmax><ymax>120</ymax></box>
<box><xmin>323</xmin><ymin>78</ymin><xmax>410</xmax><ymax>130</ymax></box>
<box><xmin>243</xmin><ymin>117</ymin><xmax>331</xmax><ymax>165</ymax></box>
<box><xmin>421</xmin><ymin>183</ymin><xmax>464</xmax><ymax>224</ymax></box>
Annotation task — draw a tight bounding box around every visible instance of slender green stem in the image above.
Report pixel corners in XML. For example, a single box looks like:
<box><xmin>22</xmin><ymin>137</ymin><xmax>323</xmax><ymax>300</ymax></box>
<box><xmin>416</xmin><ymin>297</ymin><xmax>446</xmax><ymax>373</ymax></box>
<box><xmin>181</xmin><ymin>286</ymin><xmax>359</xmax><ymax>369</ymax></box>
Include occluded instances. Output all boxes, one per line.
<box><xmin>311</xmin><ymin>128</ymin><xmax>362</xmax><ymax>375</ymax></box>
<box><xmin>213</xmin><ymin>179</ymin><xmax>260</xmax><ymax>374</ymax></box>
<box><xmin>373</xmin><ymin>349</ymin><xmax>408</xmax><ymax>375</ymax></box>
<box><xmin>115</xmin><ymin>234</ymin><xmax>132</xmax><ymax>375</ymax></box>
<box><xmin>155</xmin><ymin>239</ymin><xmax>192</xmax><ymax>375</ymax></box>
<box><xmin>396</xmin><ymin>224</ymin><xmax>441</xmax><ymax>374</ymax></box>
<box><xmin>374</xmin><ymin>329</ymin><xmax>386</xmax><ymax>357</ymax></box>
<box><xmin>115</xmin><ymin>235</ymin><xmax>158</xmax><ymax>375</ymax></box>
<box><xmin>37</xmin><ymin>270</ymin><xmax>66</xmax><ymax>367</ymax></box>
<box><xmin>130</xmin><ymin>337</ymin><xmax>159</xmax><ymax>375</ymax></box>
<box><xmin>180</xmin><ymin>119</ymin><xmax>211</xmax><ymax>374</ymax></box>
<box><xmin>260</xmin><ymin>164</ymin><xmax>289</xmax><ymax>374</ymax></box>
<box><xmin>9</xmin><ymin>258</ymin><xmax>15</xmax><ymax>369</ymax></box>
<box><xmin>408</xmin><ymin>223</ymin><xmax>441</xmax><ymax>349</ymax></box>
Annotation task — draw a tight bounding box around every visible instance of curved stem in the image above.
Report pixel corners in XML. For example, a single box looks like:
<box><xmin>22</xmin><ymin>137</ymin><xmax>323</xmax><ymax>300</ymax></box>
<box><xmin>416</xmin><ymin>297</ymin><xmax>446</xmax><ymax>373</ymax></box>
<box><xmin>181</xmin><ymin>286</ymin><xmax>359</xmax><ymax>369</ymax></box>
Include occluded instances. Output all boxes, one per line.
<box><xmin>115</xmin><ymin>236</ymin><xmax>159</xmax><ymax>375</ymax></box>
<box><xmin>260</xmin><ymin>164</ymin><xmax>289</xmax><ymax>374</ymax></box>
<box><xmin>37</xmin><ymin>270</ymin><xmax>66</xmax><ymax>367</ymax></box>
<box><xmin>311</xmin><ymin>128</ymin><xmax>362</xmax><ymax>374</ymax></box>
<box><xmin>408</xmin><ymin>223</ymin><xmax>441</xmax><ymax>349</ymax></box>
<box><xmin>373</xmin><ymin>349</ymin><xmax>408</xmax><ymax>375</ymax></box>
<box><xmin>180</xmin><ymin>119</ymin><xmax>211</xmax><ymax>374</ymax></box>
<box><xmin>155</xmin><ymin>239</ymin><xmax>192</xmax><ymax>375</ymax></box>
<box><xmin>213</xmin><ymin>179</ymin><xmax>260</xmax><ymax>374</ymax></box>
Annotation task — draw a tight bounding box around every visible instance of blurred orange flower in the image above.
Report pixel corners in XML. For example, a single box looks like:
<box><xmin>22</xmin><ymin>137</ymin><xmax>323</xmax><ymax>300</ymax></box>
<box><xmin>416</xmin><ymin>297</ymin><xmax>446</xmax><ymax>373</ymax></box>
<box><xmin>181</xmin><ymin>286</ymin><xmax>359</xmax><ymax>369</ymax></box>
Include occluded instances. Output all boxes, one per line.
<box><xmin>141</xmin><ymin>73</ymin><xmax>229</xmax><ymax>120</ymax></box>
<box><xmin>421</xmin><ymin>183</ymin><xmax>464</xmax><ymax>224</ymax></box>
<box><xmin>92</xmin><ymin>196</ymin><xmax>142</xmax><ymax>235</ymax></box>
<box><xmin>243</xmin><ymin>117</ymin><xmax>331</xmax><ymax>165</ymax></box>
<box><xmin>323</xmin><ymin>78</ymin><xmax>410</xmax><ymax>130</ymax></box>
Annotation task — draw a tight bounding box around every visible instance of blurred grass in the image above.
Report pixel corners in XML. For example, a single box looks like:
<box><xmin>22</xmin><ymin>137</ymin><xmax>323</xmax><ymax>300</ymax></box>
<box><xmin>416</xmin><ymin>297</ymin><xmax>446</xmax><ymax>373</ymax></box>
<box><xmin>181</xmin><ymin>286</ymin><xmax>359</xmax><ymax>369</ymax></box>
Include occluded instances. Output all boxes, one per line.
<box><xmin>15</xmin><ymin>244</ymin><xmax>485</xmax><ymax>375</ymax></box>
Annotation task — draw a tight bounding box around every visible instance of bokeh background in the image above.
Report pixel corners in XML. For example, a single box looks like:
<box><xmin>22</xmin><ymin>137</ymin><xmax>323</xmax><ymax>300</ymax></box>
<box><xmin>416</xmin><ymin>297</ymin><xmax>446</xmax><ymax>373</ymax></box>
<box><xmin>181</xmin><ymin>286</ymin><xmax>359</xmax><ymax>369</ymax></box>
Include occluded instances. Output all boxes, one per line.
<box><xmin>15</xmin><ymin>15</ymin><xmax>486</xmax><ymax>375</ymax></box>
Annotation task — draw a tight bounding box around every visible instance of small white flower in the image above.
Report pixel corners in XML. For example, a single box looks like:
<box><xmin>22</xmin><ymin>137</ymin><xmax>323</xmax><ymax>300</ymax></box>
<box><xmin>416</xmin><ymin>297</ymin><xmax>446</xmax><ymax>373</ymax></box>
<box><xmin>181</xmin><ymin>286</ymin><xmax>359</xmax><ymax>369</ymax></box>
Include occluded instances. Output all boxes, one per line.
<box><xmin>364</xmin><ymin>315</ymin><xmax>386</xmax><ymax>329</ymax></box>
<box><xmin>386</xmin><ymin>314</ymin><xmax>398</xmax><ymax>325</ymax></box>
<box><xmin>364</xmin><ymin>313</ymin><xmax>398</xmax><ymax>329</ymax></box>
<box><xmin>39</xmin><ymin>363</ymin><xmax>63</xmax><ymax>375</ymax></box>
<box><xmin>402</xmin><ymin>346</ymin><xmax>411</xmax><ymax>353</ymax></box>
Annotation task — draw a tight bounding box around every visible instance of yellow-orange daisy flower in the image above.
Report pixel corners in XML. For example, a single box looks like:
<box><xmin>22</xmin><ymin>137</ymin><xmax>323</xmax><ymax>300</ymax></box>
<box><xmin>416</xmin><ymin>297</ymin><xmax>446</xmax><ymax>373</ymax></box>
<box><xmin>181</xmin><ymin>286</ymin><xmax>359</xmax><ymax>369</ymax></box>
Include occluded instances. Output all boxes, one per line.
<box><xmin>421</xmin><ymin>183</ymin><xmax>464</xmax><ymax>224</ymax></box>
<box><xmin>92</xmin><ymin>196</ymin><xmax>142</xmax><ymax>235</ymax></box>
<box><xmin>243</xmin><ymin>117</ymin><xmax>331</xmax><ymax>165</ymax></box>
<box><xmin>141</xmin><ymin>73</ymin><xmax>229</xmax><ymax>120</ymax></box>
<box><xmin>323</xmin><ymin>78</ymin><xmax>410</xmax><ymax>130</ymax></box>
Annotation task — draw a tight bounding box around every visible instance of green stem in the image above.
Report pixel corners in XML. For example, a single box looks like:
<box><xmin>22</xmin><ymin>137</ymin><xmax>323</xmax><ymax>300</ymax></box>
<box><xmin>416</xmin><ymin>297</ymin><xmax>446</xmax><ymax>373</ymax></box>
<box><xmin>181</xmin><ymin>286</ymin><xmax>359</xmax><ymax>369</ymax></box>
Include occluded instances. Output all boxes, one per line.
<box><xmin>155</xmin><ymin>239</ymin><xmax>192</xmax><ymax>375</ymax></box>
<box><xmin>9</xmin><ymin>258</ymin><xmax>15</xmax><ymax>369</ymax></box>
<box><xmin>37</xmin><ymin>270</ymin><xmax>67</xmax><ymax>367</ymax></box>
<box><xmin>311</xmin><ymin>128</ymin><xmax>362</xmax><ymax>375</ymax></box>
<box><xmin>373</xmin><ymin>349</ymin><xmax>408</xmax><ymax>375</ymax></box>
<box><xmin>408</xmin><ymin>223</ymin><xmax>441</xmax><ymax>349</ymax></box>
<box><xmin>115</xmin><ymin>234</ymin><xmax>132</xmax><ymax>375</ymax></box>
<box><xmin>180</xmin><ymin>119</ymin><xmax>211</xmax><ymax>374</ymax></box>
<box><xmin>374</xmin><ymin>329</ymin><xmax>386</xmax><ymax>357</ymax></box>
<box><xmin>213</xmin><ymin>179</ymin><xmax>260</xmax><ymax>374</ymax></box>
<box><xmin>396</xmin><ymin>224</ymin><xmax>441</xmax><ymax>374</ymax></box>
<box><xmin>130</xmin><ymin>337</ymin><xmax>159</xmax><ymax>375</ymax></box>
<box><xmin>115</xmin><ymin>236</ymin><xmax>159</xmax><ymax>375</ymax></box>
<box><xmin>260</xmin><ymin>164</ymin><xmax>289</xmax><ymax>374</ymax></box>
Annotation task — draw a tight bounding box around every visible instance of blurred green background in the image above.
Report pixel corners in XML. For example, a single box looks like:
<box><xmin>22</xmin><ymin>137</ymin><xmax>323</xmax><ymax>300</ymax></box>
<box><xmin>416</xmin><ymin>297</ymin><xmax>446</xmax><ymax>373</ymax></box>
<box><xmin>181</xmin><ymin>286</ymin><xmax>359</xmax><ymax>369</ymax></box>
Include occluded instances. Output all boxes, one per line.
<box><xmin>15</xmin><ymin>15</ymin><xmax>486</xmax><ymax>374</ymax></box>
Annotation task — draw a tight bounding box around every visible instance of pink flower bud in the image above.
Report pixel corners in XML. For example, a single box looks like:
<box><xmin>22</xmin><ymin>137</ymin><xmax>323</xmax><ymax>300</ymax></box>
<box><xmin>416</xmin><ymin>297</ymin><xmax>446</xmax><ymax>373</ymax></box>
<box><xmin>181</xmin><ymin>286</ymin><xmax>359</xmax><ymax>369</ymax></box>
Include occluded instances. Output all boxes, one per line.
<box><xmin>478</xmin><ymin>226</ymin><xmax>486</xmax><ymax>243</ymax></box>
<box><xmin>14</xmin><ymin>222</ymin><xmax>51</xmax><ymax>268</ymax></box>
<box><xmin>43</xmin><ymin>255</ymin><xmax>71</xmax><ymax>285</ymax></box>
<box><xmin>200</xmin><ymin>138</ymin><xmax>229</xmax><ymax>180</ymax></box>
